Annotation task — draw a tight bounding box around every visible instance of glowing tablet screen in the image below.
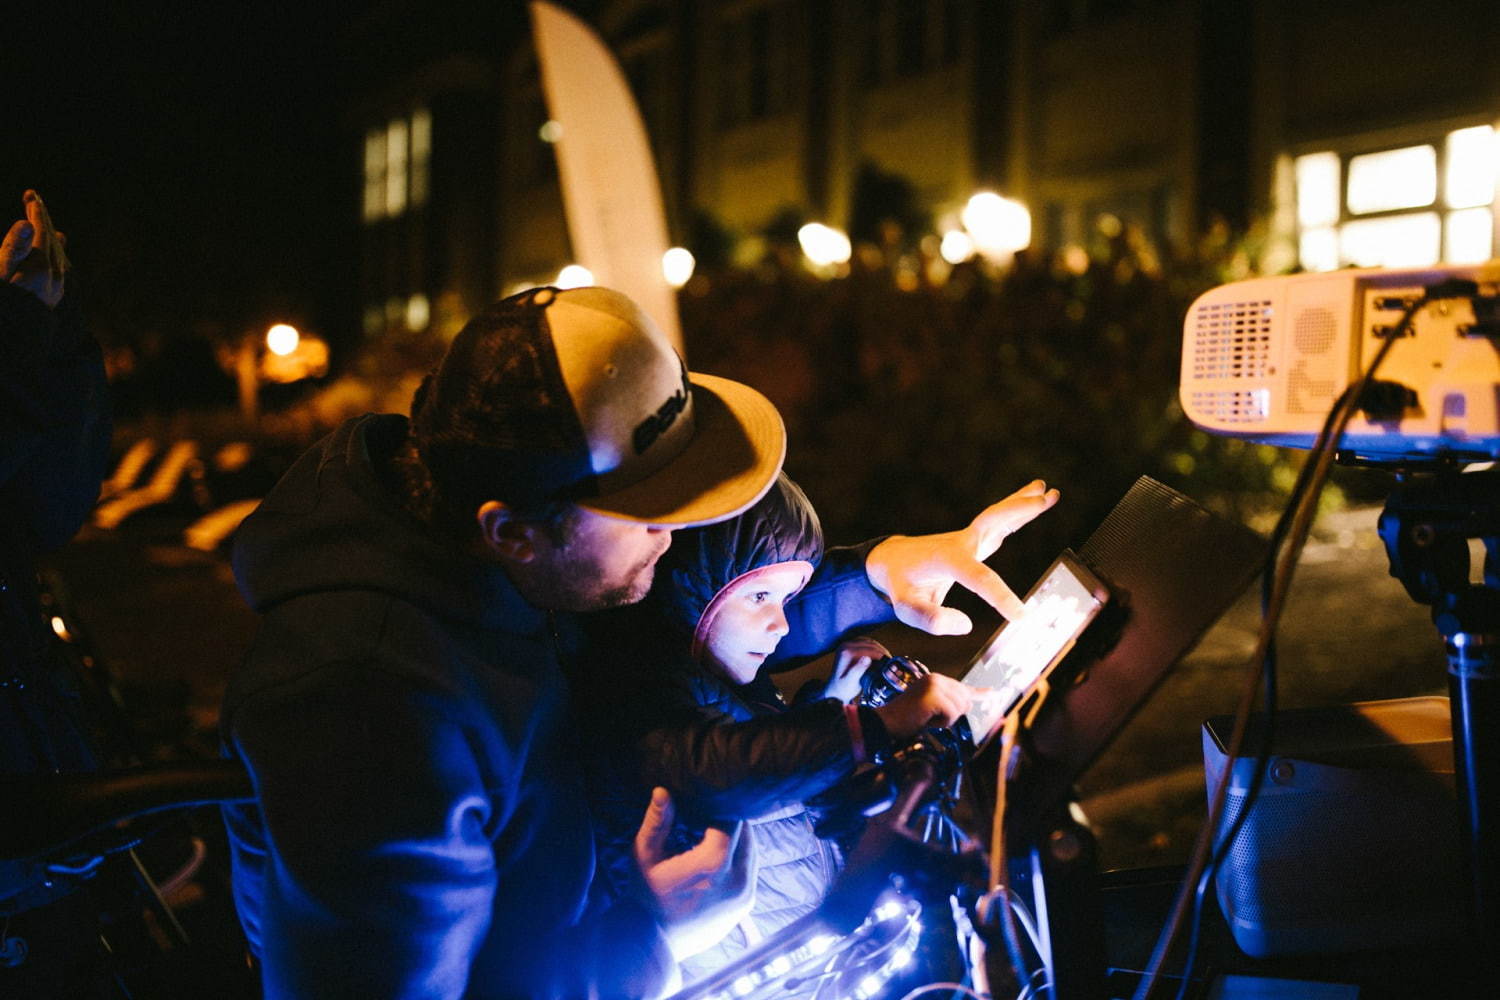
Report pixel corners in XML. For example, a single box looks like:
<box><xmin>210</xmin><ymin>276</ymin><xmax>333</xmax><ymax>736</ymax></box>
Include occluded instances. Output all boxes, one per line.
<box><xmin>962</xmin><ymin>553</ymin><xmax>1106</xmax><ymax>745</ymax></box>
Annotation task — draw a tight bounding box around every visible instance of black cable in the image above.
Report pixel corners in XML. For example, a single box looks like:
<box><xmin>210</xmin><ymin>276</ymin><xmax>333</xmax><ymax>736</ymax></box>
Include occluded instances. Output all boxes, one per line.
<box><xmin>1136</xmin><ymin>286</ymin><xmax>1444</xmax><ymax>1000</ymax></box>
<box><xmin>1161</xmin><ymin>279</ymin><xmax>1480</xmax><ymax>996</ymax></box>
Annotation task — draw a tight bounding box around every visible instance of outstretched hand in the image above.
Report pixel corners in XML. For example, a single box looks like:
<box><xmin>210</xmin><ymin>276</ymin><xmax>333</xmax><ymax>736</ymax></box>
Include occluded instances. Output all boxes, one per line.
<box><xmin>865</xmin><ymin>480</ymin><xmax>1060</xmax><ymax>634</ymax></box>
<box><xmin>634</xmin><ymin>787</ymin><xmax>756</xmax><ymax>961</ymax></box>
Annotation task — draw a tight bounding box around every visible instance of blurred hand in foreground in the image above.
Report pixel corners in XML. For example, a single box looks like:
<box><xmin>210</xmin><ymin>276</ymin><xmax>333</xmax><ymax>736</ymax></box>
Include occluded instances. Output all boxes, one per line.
<box><xmin>2</xmin><ymin>190</ymin><xmax>68</xmax><ymax>308</ymax></box>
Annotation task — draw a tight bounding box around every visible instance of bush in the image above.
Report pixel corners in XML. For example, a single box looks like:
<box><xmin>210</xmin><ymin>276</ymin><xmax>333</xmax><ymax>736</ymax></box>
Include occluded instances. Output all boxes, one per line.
<box><xmin>680</xmin><ymin>225</ymin><xmax>1300</xmax><ymax>579</ymax></box>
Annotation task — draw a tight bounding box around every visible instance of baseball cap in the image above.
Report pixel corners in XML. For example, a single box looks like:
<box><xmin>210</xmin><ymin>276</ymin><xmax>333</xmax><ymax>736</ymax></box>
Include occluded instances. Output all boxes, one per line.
<box><xmin>413</xmin><ymin>285</ymin><xmax>785</xmax><ymax>528</ymax></box>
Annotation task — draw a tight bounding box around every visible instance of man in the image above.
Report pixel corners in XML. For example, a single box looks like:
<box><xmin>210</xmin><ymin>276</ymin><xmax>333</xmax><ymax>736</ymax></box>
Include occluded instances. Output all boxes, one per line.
<box><xmin>221</xmin><ymin>285</ymin><xmax>1057</xmax><ymax>998</ymax></box>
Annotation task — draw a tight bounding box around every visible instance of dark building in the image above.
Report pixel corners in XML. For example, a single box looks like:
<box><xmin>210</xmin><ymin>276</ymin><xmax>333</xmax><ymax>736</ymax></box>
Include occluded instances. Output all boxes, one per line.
<box><xmin>345</xmin><ymin>0</ymin><xmax>1500</xmax><ymax>340</ymax></box>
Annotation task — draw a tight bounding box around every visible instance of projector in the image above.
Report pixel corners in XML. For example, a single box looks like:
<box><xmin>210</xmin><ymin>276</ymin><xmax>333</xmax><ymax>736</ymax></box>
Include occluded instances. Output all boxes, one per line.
<box><xmin>1180</xmin><ymin>262</ymin><xmax>1500</xmax><ymax>461</ymax></box>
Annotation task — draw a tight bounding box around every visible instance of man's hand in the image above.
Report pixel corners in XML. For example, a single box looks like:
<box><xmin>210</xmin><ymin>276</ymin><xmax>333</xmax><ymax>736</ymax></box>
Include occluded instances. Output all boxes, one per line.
<box><xmin>872</xmin><ymin>673</ymin><xmax>977</xmax><ymax>741</ymax></box>
<box><xmin>865</xmin><ymin>480</ymin><xmax>1060</xmax><ymax>634</ymax></box>
<box><xmin>823</xmin><ymin>636</ymin><xmax>890</xmax><ymax>703</ymax></box>
<box><xmin>3</xmin><ymin>190</ymin><xmax>68</xmax><ymax>308</ymax></box>
<box><xmin>634</xmin><ymin>787</ymin><xmax>756</xmax><ymax>961</ymax></box>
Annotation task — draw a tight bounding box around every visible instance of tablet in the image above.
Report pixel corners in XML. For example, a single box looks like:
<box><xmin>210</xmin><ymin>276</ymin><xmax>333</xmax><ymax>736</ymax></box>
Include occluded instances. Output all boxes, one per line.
<box><xmin>960</xmin><ymin>550</ymin><xmax>1109</xmax><ymax>746</ymax></box>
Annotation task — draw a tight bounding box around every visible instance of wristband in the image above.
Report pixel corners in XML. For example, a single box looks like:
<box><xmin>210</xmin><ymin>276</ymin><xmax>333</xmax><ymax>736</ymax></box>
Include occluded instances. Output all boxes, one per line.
<box><xmin>844</xmin><ymin>702</ymin><xmax>868</xmax><ymax>764</ymax></box>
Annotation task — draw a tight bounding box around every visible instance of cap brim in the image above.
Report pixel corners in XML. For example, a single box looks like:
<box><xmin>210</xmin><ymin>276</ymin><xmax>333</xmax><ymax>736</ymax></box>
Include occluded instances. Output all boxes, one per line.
<box><xmin>577</xmin><ymin>373</ymin><xmax>786</xmax><ymax>527</ymax></box>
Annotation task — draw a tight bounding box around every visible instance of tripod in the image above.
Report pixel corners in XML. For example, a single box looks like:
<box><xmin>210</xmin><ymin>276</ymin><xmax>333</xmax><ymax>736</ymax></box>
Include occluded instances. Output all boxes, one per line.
<box><xmin>1378</xmin><ymin>466</ymin><xmax>1500</xmax><ymax>959</ymax></box>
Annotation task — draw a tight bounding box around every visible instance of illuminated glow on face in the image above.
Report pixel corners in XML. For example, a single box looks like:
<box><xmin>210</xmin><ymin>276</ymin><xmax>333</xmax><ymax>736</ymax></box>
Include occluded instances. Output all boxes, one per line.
<box><xmin>700</xmin><ymin>562</ymin><xmax>812</xmax><ymax>685</ymax></box>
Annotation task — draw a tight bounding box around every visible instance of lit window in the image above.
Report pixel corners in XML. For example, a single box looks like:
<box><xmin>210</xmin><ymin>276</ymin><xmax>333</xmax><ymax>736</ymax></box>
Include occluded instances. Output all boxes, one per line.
<box><xmin>1294</xmin><ymin>127</ymin><xmax>1498</xmax><ymax>271</ymax></box>
<box><xmin>1339</xmin><ymin>213</ymin><xmax>1441</xmax><ymax>268</ymax></box>
<box><xmin>1445</xmin><ymin>126</ymin><xmax>1496</xmax><ymax>209</ymax></box>
<box><xmin>410</xmin><ymin>109</ymin><xmax>432</xmax><ymax>207</ymax></box>
<box><xmin>1346</xmin><ymin>145</ymin><xmax>1436</xmax><ymax>215</ymax></box>
<box><xmin>1295</xmin><ymin>152</ymin><xmax>1340</xmax><ymax>228</ymax></box>
<box><xmin>362</xmin><ymin>108</ymin><xmax>431</xmax><ymax>224</ymax></box>
<box><xmin>405</xmin><ymin>293</ymin><xmax>430</xmax><ymax>331</ymax></box>
<box><xmin>386</xmin><ymin>119</ymin><xmax>408</xmax><ymax>216</ymax></box>
<box><xmin>1299</xmin><ymin>227</ymin><xmax>1338</xmax><ymax>272</ymax></box>
<box><xmin>363</xmin><ymin>130</ymin><xmax>386</xmax><ymax>222</ymax></box>
<box><xmin>1445</xmin><ymin>207</ymin><xmax>1493</xmax><ymax>263</ymax></box>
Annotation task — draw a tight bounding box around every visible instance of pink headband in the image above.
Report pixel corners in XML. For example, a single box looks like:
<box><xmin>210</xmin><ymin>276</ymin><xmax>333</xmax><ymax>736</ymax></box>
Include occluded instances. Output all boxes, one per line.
<box><xmin>690</xmin><ymin>560</ymin><xmax>815</xmax><ymax>664</ymax></box>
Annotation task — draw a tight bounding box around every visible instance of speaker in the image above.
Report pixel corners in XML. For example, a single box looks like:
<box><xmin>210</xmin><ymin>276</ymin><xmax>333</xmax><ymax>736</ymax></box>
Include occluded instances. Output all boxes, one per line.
<box><xmin>1201</xmin><ymin>696</ymin><xmax>1460</xmax><ymax>958</ymax></box>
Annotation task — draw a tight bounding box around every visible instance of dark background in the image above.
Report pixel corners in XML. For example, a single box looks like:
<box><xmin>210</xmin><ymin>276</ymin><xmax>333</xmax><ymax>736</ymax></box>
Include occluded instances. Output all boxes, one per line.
<box><xmin>6</xmin><ymin>2</ymin><xmax>369</xmax><ymax>349</ymax></box>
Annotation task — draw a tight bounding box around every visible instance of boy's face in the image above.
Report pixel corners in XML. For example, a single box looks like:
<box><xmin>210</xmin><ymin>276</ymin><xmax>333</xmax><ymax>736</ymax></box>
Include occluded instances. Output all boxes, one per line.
<box><xmin>700</xmin><ymin>562</ymin><xmax>812</xmax><ymax>685</ymax></box>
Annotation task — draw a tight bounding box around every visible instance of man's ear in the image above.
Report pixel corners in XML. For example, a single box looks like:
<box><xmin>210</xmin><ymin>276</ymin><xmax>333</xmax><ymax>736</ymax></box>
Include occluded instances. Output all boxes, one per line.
<box><xmin>476</xmin><ymin>500</ymin><xmax>540</xmax><ymax>563</ymax></box>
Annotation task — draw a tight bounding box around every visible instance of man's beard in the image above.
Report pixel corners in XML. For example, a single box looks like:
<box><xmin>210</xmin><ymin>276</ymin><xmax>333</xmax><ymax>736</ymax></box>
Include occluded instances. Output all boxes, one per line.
<box><xmin>518</xmin><ymin>551</ymin><xmax>659</xmax><ymax>613</ymax></box>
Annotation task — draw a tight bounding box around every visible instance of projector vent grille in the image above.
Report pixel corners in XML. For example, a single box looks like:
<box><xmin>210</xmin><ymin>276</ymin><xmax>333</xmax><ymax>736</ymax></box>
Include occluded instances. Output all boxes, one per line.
<box><xmin>1191</xmin><ymin>299</ymin><xmax>1273</xmax><ymax>379</ymax></box>
<box><xmin>1189</xmin><ymin>389</ymin><xmax>1267</xmax><ymax>425</ymax></box>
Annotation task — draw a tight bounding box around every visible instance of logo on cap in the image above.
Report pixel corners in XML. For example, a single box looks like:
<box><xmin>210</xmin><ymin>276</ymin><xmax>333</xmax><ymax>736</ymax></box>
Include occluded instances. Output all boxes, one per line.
<box><xmin>633</xmin><ymin>361</ymin><xmax>691</xmax><ymax>456</ymax></box>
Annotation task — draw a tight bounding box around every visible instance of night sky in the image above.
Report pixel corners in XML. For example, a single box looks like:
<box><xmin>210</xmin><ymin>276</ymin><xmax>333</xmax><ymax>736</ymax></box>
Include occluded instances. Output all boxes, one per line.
<box><xmin>7</xmin><ymin>1</ymin><xmax>366</xmax><ymax>351</ymax></box>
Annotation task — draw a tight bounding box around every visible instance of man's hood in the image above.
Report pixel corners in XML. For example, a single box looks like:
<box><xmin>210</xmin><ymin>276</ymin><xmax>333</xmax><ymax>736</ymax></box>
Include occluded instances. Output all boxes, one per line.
<box><xmin>231</xmin><ymin>414</ymin><xmax>542</xmax><ymax>632</ymax></box>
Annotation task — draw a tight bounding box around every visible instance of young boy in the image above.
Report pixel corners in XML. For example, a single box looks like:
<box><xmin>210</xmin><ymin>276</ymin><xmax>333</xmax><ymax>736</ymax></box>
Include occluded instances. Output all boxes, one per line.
<box><xmin>575</xmin><ymin>474</ymin><xmax>975</xmax><ymax>982</ymax></box>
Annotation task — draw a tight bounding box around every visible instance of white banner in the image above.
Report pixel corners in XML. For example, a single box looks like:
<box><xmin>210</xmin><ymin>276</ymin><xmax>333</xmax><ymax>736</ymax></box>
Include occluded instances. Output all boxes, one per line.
<box><xmin>529</xmin><ymin>1</ymin><xmax>684</xmax><ymax>354</ymax></box>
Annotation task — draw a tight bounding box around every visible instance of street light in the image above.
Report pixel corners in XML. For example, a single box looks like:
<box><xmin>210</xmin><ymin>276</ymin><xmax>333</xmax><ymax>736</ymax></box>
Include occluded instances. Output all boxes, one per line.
<box><xmin>266</xmin><ymin>323</ymin><xmax>300</xmax><ymax>356</ymax></box>
<box><xmin>797</xmin><ymin>223</ymin><xmax>852</xmax><ymax>268</ymax></box>
<box><xmin>939</xmin><ymin>230</ymin><xmax>976</xmax><ymax>264</ymax></box>
<box><xmin>556</xmin><ymin>263</ymin><xmax>594</xmax><ymax>288</ymax></box>
<box><xmin>662</xmin><ymin>247</ymin><xmax>696</xmax><ymax>288</ymax></box>
<box><xmin>961</xmin><ymin>191</ymin><xmax>1031</xmax><ymax>258</ymax></box>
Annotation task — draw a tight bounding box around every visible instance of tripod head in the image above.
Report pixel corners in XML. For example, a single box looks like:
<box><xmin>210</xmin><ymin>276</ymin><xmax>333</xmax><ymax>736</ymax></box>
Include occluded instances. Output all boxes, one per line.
<box><xmin>1378</xmin><ymin>465</ymin><xmax>1500</xmax><ymax>643</ymax></box>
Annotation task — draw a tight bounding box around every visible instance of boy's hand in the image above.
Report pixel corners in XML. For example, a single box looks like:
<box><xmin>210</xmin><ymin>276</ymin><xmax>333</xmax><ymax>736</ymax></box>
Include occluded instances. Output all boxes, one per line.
<box><xmin>823</xmin><ymin>636</ymin><xmax>890</xmax><ymax>703</ymax></box>
<box><xmin>865</xmin><ymin>480</ymin><xmax>1060</xmax><ymax>634</ymax></box>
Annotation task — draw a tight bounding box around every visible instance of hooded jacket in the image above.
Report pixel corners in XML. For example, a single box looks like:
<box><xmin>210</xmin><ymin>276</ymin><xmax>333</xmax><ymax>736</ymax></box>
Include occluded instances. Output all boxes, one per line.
<box><xmin>221</xmin><ymin>414</ymin><xmax>671</xmax><ymax>1000</ymax></box>
<box><xmin>576</xmin><ymin>475</ymin><xmax>895</xmax><ymax>982</ymax></box>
